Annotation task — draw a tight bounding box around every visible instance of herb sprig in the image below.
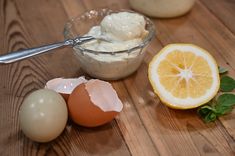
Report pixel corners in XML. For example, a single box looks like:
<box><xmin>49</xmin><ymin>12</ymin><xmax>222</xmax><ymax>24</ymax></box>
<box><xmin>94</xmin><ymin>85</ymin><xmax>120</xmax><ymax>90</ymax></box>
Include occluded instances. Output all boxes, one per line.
<box><xmin>198</xmin><ymin>67</ymin><xmax>235</xmax><ymax>123</ymax></box>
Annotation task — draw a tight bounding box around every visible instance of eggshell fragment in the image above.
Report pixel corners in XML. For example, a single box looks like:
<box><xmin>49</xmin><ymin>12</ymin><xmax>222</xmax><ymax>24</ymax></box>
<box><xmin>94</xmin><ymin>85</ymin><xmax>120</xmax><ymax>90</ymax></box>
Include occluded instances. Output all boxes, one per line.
<box><xmin>45</xmin><ymin>77</ymin><xmax>87</xmax><ymax>101</ymax></box>
<box><xmin>85</xmin><ymin>79</ymin><xmax>123</xmax><ymax>112</ymax></box>
<box><xmin>68</xmin><ymin>79</ymin><xmax>123</xmax><ymax>127</ymax></box>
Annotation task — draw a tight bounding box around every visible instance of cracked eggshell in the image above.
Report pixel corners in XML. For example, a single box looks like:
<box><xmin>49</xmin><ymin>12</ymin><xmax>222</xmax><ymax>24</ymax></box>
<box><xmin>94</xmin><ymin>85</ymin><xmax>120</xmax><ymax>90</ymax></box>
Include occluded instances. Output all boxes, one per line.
<box><xmin>45</xmin><ymin>77</ymin><xmax>87</xmax><ymax>101</ymax></box>
<box><xmin>68</xmin><ymin>79</ymin><xmax>123</xmax><ymax>127</ymax></box>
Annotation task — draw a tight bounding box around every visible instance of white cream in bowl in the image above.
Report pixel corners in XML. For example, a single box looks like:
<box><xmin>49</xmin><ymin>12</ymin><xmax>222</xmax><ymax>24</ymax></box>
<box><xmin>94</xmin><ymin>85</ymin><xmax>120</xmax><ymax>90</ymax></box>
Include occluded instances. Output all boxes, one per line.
<box><xmin>73</xmin><ymin>11</ymin><xmax>152</xmax><ymax>80</ymax></box>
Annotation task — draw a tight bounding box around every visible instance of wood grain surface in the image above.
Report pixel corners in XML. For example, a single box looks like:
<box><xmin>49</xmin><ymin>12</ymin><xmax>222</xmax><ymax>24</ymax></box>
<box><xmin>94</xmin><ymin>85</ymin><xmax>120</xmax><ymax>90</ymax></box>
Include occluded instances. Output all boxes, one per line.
<box><xmin>0</xmin><ymin>0</ymin><xmax>235</xmax><ymax>155</ymax></box>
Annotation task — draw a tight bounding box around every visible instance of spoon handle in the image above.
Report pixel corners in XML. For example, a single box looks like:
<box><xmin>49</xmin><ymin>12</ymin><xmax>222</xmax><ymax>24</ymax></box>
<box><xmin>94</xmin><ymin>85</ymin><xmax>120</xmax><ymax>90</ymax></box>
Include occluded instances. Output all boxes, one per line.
<box><xmin>0</xmin><ymin>39</ymin><xmax>76</xmax><ymax>64</ymax></box>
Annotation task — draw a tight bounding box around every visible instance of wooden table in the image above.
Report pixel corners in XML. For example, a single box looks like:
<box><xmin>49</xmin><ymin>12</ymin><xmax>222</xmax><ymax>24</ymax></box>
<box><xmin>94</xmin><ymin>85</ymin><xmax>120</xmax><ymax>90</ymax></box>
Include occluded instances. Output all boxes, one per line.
<box><xmin>0</xmin><ymin>0</ymin><xmax>235</xmax><ymax>155</ymax></box>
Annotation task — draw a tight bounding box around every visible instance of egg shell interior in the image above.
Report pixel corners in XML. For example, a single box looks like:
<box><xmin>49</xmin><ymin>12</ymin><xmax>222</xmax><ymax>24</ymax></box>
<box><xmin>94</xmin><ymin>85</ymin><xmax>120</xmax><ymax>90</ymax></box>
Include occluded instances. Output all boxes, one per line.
<box><xmin>85</xmin><ymin>79</ymin><xmax>123</xmax><ymax>112</ymax></box>
<box><xmin>45</xmin><ymin>77</ymin><xmax>88</xmax><ymax>101</ymax></box>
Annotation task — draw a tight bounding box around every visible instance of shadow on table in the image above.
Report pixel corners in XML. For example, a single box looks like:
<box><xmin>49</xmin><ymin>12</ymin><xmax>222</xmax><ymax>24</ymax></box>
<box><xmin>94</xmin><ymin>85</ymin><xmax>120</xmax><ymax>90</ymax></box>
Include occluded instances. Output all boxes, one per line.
<box><xmin>154</xmin><ymin>103</ymin><xmax>217</xmax><ymax>132</ymax></box>
<box><xmin>62</xmin><ymin>119</ymin><xmax>126</xmax><ymax>155</ymax></box>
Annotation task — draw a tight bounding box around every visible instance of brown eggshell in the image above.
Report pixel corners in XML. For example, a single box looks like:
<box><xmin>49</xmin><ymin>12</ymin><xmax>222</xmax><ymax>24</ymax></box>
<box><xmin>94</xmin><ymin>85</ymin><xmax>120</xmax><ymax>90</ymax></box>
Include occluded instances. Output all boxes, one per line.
<box><xmin>68</xmin><ymin>84</ymin><xmax>119</xmax><ymax>127</ymax></box>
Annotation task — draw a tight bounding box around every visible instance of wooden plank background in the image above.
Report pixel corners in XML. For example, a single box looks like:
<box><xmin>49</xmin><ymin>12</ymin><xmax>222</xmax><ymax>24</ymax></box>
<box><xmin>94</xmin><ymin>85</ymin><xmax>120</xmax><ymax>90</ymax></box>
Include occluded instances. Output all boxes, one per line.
<box><xmin>0</xmin><ymin>0</ymin><xmax>234</xmax><ymax>155</ymax></box>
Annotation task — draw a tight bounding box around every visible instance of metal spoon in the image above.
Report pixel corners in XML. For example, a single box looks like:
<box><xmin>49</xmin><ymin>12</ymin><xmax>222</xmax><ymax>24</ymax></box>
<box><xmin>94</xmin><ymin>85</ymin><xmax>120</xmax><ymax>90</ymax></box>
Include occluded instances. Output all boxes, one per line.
<box><xmin>0</xmin><ymin>36</ymin><xmax>103</xmax><ymax>64</ymax></box>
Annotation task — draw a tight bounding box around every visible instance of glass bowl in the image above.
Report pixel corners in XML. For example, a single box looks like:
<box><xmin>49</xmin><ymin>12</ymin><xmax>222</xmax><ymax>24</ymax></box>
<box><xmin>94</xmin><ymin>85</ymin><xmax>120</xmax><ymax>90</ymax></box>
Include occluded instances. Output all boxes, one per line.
<box><xmin>64</xmin><ymin>8</ymin><xmax>155</xmax><ymax>80</ymax></box>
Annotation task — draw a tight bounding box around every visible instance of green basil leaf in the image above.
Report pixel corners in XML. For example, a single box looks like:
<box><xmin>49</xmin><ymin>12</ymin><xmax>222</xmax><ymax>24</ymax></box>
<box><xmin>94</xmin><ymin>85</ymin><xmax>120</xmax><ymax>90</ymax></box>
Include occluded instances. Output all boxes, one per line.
<box><xmin>198</xmin><ymin>106</ymin><xmax>211</xmax><ymax>117</ymax></box>
<box><xmin>215</xmin><ymin>94</ymin><xmax>235</xmax><ymax>116</ymax></box>
<box><xmin>215</xmin><ymin>106</ymin><xmax>233</xmax><ymax>116</ymax></box>
<box><xmin>198</xmin><ymin>105</ymin><xmax>215</xmax><ymax>115</ymax></box>
<box><xmin>218</xmin><ymin>66</ymin><xmax>228</xmax><ymax>74</ymax></box>
<box><xmin>220</xmin><ymin>76</ymin><xmax>235</xmax><ymax>92</ymax></box>
<box><xmin>217</xmin><ymin>94</ymin><xmax>235</xmax><ymax>106</ymax></box>
<box><xmin>203</xmin><ymin>112</ymin><xmax>217</xmax><ymax>123</ymax></box>
<box><xmin>198</xmin><ymin>105</ymin><xmax>217</xmax><ymax>122</ymax></box>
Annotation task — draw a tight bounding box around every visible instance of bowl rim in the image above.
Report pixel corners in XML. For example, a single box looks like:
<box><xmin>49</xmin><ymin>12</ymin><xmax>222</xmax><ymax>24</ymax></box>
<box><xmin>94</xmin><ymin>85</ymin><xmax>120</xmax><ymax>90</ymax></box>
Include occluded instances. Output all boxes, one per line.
<box><xmin>64</xmin><ymin>8</ymin><xmax>156</xmax><ymax>55</ymax></box>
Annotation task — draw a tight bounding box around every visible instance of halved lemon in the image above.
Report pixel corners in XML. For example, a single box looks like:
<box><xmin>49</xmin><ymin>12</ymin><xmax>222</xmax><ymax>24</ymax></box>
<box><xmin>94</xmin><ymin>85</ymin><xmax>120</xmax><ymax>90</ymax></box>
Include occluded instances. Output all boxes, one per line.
<box><xmin>148</xmin><ymin>44</ymin><xmax>220</xmax><ymax>109</ymax></box>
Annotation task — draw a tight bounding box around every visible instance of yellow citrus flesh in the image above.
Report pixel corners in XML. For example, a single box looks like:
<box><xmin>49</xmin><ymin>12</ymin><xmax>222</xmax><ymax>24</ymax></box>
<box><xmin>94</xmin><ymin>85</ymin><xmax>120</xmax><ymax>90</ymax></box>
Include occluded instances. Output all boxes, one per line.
<box><xmin>148</xmin><ymin>44</ymin><xmax>220</xmax><ymax>109</ymax></box>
